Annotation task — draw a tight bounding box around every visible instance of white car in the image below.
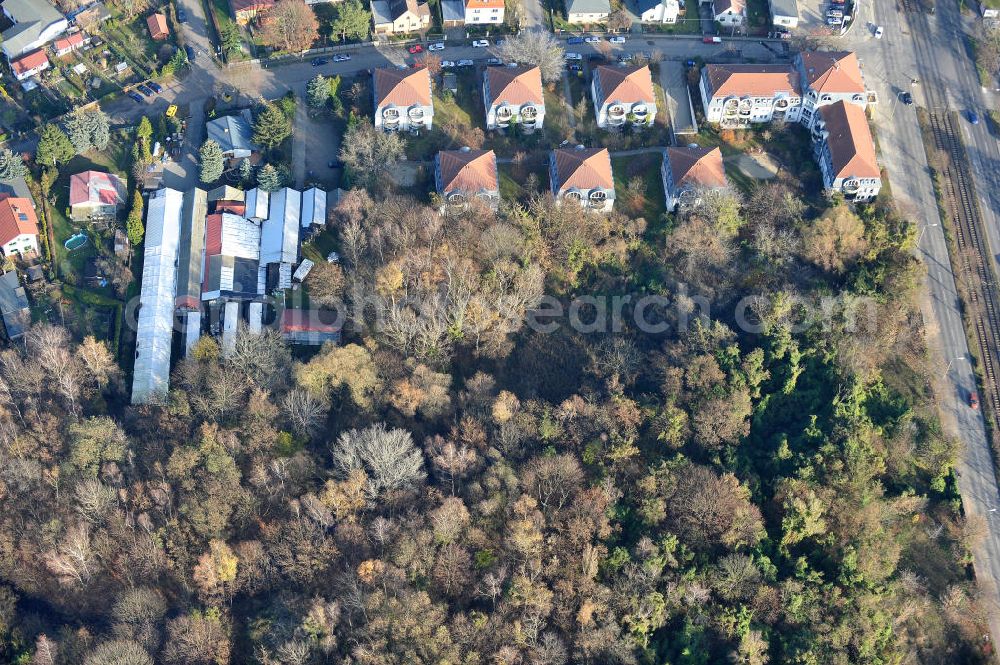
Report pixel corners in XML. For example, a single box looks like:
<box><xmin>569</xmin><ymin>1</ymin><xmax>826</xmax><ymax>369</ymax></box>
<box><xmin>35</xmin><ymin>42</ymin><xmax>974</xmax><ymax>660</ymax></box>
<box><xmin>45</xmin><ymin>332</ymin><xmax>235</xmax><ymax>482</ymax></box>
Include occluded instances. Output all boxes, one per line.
<box><xmin>472</xmin><ymin>39</ymin><xmax>489</xmax><ymax>47</ymax></box>
<box><xmin>874</xmin><ymin>25</ymin><xmax>884</xmax><ymax>38</ymax></box>
<box><xmin>457</xmin><ymin>59</ymin><xmax>474</xmax><ymax>66</ymax></box>
<box><xmin>429</xmin><ymin>42</ymin><xmax>445</xmax><ymax>51</ymax></box>
<box><xmin>333</xmin><ymin>54</ymin><xmax>351</xmax><ymax>62</ymax></box>
<box><xmin>565</xmin><ymin>52</ymin><xmax>583</xmax><ymax>60</ymax></box>
<box><xmin>440</xmin><ymin>60</ymin><xmax>456</xmax><ymax>68</ymax></box>
<box><xmin>584</xmin><ymin>36</ymin><xmax>601</xmax><ymax>43</ymax></box>
<box><xmin>609</xmin><ymin>36</ymin><xmax>626</xmax><ymax>43</ymax></box>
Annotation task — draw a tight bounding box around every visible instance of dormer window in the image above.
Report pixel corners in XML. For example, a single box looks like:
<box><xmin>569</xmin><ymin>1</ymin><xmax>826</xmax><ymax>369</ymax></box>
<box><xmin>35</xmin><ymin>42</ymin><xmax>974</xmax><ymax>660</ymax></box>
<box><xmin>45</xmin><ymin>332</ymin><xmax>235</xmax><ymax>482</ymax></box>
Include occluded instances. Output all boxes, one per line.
<box><xmin>820</xmin><ymin>94</ymin><xmax>833</xmax><ymax>102</ymax></box>
<box><xmin>496</xmin><ymin>105</ymin><xmax>513</xmax><ymax>119</ymax></box>
<box><xmin>588</xmin><ymin>190</ymin><xmax>607</xmax><ymax>207</ymax></box>
<box><xmin>448</xmin><ymin>192</ymin><xmax>466</xmax><ymax>203</ymax></box>
<box><xmin>565</xmin><ymin>191</ymin><xmax>583</xmax><ymax>201</ymax></box>
<box><xmin>632</xmin><ymin>104</ymin><xmax>648</xmax><ymax>117</ymax></box>
<box><xmin>521</xmin><ymin>105</ymin><xmax>537</xmax><ymax>119</ymax></box>
<box><xmin>383</xmin><ymin>108</ymin><xmax>399</xmax><ymax>120</ymax></box>
<box><xmin>408</xmin><ymin>106</ymin><xmax>425</xmax><ymax>120</ymax></box>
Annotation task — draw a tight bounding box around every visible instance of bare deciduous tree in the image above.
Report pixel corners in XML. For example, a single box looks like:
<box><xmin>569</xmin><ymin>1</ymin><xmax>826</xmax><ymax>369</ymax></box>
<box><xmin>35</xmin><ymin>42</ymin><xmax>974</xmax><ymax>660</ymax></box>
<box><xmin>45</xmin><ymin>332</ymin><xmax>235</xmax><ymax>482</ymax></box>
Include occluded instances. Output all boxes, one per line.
<box><xmin>494</xmin><ymin>31</ymin><xmax>566</xmax><ymax>84</ymax></box>
<box><xmin>283</xmin><ymin>388</ymin><xmax>327</xmax><ymax>439</ymax></box>
<box><xmin>331</xmin><ymin>423</ymin><xmax>426</xmax><ymax>498</ymax></box>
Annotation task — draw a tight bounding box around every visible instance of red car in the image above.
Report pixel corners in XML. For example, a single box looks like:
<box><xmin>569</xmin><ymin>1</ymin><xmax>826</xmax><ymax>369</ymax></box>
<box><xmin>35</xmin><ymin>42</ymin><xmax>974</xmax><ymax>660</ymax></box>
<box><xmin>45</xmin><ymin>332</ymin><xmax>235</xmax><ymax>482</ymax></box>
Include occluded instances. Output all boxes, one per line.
<box><xmin>971</xmin><ymin>392</ymin><xmax>980</xmax><ymax>410</ymax></box>
<box><xmin>408</xmin><ymin>44</ymin><xmax>424</xmax><ymax>54</ymax></box>
<box><xmin>702</xmin><ymin>36</ymin><xmax>721</xmax><ymax>43</ymax></box>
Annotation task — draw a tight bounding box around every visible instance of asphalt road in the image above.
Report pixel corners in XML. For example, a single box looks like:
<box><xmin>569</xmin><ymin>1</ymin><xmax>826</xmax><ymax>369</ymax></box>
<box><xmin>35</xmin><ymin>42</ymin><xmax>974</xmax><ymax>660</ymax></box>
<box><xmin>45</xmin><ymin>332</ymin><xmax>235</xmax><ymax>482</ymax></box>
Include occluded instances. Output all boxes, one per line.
<box><xmin>844</xmin><ymin>0</ymin><xmax>1000</xmax><ymax>641</ymax></box>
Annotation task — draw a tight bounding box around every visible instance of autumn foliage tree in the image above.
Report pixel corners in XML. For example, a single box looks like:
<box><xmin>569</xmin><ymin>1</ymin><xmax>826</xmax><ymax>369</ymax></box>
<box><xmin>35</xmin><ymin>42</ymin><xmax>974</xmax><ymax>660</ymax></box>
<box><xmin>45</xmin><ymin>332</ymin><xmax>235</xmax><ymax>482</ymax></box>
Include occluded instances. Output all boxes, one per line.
<box><xmin>259</xmin><ymin>0</ymin><xmax>319</xmax><ymax>53</ymax></box>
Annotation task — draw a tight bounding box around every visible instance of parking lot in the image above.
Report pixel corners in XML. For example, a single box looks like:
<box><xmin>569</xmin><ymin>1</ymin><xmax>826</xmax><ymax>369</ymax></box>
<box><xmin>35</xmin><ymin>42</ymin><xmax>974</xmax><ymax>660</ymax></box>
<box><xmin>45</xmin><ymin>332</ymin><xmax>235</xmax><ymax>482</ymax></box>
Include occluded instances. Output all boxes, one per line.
<box><xmin>797</xmin><ymin>0</ymin><xmax>842</xmax><ymax>35</ymax></box>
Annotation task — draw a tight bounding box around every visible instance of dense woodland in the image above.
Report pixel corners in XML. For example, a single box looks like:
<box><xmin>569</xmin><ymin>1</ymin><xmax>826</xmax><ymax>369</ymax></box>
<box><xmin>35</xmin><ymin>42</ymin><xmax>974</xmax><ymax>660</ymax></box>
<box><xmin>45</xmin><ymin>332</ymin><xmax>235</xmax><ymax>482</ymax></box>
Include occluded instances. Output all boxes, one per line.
<box><xmin>0</xmin><ymin>177</ymin><xmax>990</xmax><ymax>664</ymax></box>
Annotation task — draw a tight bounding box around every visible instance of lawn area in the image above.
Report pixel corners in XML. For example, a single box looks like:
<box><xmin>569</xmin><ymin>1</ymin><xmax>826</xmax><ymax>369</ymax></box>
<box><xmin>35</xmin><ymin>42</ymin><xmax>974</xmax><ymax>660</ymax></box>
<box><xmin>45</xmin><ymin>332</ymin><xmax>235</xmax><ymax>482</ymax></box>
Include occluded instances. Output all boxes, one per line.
<box><xmin>642</xmin><ymin>16</ymin><xmax>703</xmax><ymax>34</ymax></box>
<box><xmin>50</xmin><ymin>150</ymin><xmax>128</xmax><ymax>279</ymax></box>
<box><xmin>612</xmin><ymin>153</ymin><xmax>666</xmax><ymax>223</ymax></box>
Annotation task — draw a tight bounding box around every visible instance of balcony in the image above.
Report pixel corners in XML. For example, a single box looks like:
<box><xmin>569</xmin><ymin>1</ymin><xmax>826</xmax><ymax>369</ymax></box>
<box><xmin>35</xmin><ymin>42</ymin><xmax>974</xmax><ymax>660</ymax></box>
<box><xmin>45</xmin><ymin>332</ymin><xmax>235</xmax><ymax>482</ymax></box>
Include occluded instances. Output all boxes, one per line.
<box><xmin>495</xmin><ymin>105</ymin><xmax>513</xmax><ymax>126</ymax></box>
<box><xmin>382</xmin><ymin>108</ymin><xmax>400</xmax><ymax>121</ymax></box>
<box><xmin>607</xmin><ymin>104</ymin><xmax>626</xmax><ymax>125</ymax></box>
<box><xmin>632</xmin><ymin>104</ymin><xmax>648</xmax><ymax>121</ymax></box>
<box><xmin>843</xmin><ymin>178</ymin><xmax>860</xmax><ymax>194</ymax></box>
<box><xmin>447</xmin><ymin>192</ymin><xmax>467</xmax><ymax>204</ymax></box>
<box><xmin>723</xmin><ymin>98</ymin><xmax>739</xmax><ymax>116</ymax></box>
<box><xmin>521</xmin><ymin>105</ymin><xmax>538</xmax><ymax>122</ymax></box>
<box><xmin>588</xmin><ymin>190</ymin><xmax>608</xmax><ymax>207</ymax></box>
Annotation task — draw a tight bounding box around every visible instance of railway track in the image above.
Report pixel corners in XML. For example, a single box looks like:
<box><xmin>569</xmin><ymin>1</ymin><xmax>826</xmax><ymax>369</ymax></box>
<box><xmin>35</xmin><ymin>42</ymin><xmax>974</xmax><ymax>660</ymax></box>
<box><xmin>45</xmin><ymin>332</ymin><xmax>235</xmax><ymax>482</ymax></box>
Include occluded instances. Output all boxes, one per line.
<box><xmin>926</xmin><ymin>110</ymin><xmax>1000</xmax><ymax>424</ymax></box>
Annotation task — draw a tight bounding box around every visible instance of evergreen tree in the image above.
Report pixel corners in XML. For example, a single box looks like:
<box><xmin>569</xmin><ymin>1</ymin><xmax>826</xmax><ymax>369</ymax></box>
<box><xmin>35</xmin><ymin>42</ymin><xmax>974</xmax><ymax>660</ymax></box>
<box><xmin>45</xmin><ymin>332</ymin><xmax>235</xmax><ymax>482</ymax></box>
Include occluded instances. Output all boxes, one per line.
<box><xmin>65</xmin><ymin>107</ymin><xmax>93</xmax><ymax>154</ymax></box>
<box><xmin>252</xmin><ymin>103</ymin><xmax>292</xmax><ymax>150</ymax></box>
<box><xmin>238</xmin><ymin>158</ymin><xmax>253</xmax><ymax>184</ymax></box>
<box><xmin>329</xmin><ymin>0</ymin><xmax>371</xmax><ymax>41</ymax></box>
<box><xmin>65</xmin><ymin>107</ymin><xmax>111</xmax><ymax>154</ymax></box>
<box><xmin>126</xmin><ymin>190</ymin><xmax>145</xmax><ymax>246</ymax></box>
<box><xmin>0</xmin><ymin>149</ymin><xmax>27</xmax><ymax>180</ymax></box>
<box><xmin>307</xmin><ymin>75</ymin><xmax>329</xmax><ymax>110</ymax></box>
<box><xmin>199</xmin><ymin>140</ymin><xmax>225</xmax><ymax>184</ymax></box>
<box><xmin>136</xmin><ymin>116</ymin><xmax>154</xmax><ymax>163</ymax></box>
<box><xmin>219</xmin><ymin>22</ymin><xmax>242</xmax><ymax>58</ymax></box>
<box><xmin>256</xmin><ymin>163</ymin><xmax>282</xmax><ymax>192</ymax></box>
<box><xmin>36</xmin><ymin>124</ymin><xmax>75</xmax><ymax>167</ymax></box>
<box><xmin>90</xmin><ymin>109</ymin><xmax>111</xmax><ymax>151</ymax></box>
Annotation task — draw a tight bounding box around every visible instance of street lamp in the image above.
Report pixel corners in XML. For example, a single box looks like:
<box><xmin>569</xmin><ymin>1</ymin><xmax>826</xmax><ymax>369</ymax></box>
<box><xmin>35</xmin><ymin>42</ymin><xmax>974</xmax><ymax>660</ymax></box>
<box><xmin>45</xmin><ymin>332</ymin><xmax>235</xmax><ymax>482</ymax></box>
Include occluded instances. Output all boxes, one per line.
<box><xmin>917</xmin><ymin>222</ymin><xmax>938</xmax><ymax>246</ymax></box>
<box><xmin>944</xmin><ymin>356</ymin><xmax>966</xmax><ymax>378</ymax></box>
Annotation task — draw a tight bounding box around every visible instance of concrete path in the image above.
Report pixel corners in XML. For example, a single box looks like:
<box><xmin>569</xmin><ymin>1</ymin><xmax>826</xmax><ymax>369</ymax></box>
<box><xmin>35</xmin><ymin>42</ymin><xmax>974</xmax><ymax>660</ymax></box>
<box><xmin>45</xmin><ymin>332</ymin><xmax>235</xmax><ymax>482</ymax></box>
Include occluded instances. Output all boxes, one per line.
<box><xmin>658</xmin><ymin>60</ymin><xmax>698</xmax><ymax>140</ymax></box>
<box><xmin>561</xmin><ymin>74</ymin><xmax>578</xmax><ymax>129</ymax></box>
<box><xmin>293</xmin><ymin>97</ymin><xmax>307</xmax><ymax>188</ymax></box>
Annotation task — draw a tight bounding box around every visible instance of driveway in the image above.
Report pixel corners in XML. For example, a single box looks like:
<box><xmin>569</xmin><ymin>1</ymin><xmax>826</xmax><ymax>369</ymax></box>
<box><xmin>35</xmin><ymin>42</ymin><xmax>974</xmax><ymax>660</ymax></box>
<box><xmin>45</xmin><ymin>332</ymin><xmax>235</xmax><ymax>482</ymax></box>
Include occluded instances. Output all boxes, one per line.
<box><xmin>293</xmin><ymin>104</ymin><xmax>342</xmax><ymax>190</ymax></box>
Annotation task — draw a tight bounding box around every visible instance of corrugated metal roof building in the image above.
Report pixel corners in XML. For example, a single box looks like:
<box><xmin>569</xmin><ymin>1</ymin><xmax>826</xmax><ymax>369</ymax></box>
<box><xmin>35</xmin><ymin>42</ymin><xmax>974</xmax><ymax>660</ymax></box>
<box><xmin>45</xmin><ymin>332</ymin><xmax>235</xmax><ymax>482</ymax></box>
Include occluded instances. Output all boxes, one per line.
<box><xmin>131</xmin><ymin>188</ymin><xmax>183</xmax><ymax>404</ymax></box>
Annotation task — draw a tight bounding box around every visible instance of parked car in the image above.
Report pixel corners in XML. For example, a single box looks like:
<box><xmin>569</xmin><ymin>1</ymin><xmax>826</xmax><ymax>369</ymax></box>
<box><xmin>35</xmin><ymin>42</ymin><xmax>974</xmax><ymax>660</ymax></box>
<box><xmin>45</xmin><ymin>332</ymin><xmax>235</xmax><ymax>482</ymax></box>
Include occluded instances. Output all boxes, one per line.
<box><xmin>565</xmin><ymin>52</ymin><xmax>582</xmax><ymax>60</ymax></box>
<box><xmin>826</xmin><ymin>16</ymin><xmax>842</xmax><ymax>24</ymax></box>
<box><xmin>457</xmin><ymin>59</ymin><xmax>474</xmax><ymax>66</ymax></box>
<box><xmin>609</xmin><ymin>36</ymin><xmax>626</xmax><ymax>43</ymax></box>
<box><xmin>165</xmin><ymin>104</ymin><xmax>178</xmax><ymax>118</ymax></box>
<box><xmin>408</xmin><ymin>44</ymin><xmax>423</xmax><ymax>53</ymax></box>
<box><xmin>901</xmin><ymin>91</ymin><xmax>913</xmax><ymax>105</ymax></box>
<box><xmin>128</xmin><ymin>92</ymin><xmax>144</xmax><ymax>103</ymax></box>
<box><xmin>311</xmin><ymin>57</ymin><xmax>328</xmax><ymax>66</ymax></box>
<box><xmin>776</xmin><ymin>28</ymin><xmax>791</xmax><ymax>39</ymax></box>
<box><xmin>971</xmin><ymin>391</ymin><xmax>980</xmax><ymax>410</ymax></box>
<box><xmin>440</xmin><ymin>60</ymin><xmax>456</xmax><ymax>68</ymax></box>
<box><xmin>486</xmin><ymin>57</ymin><xmax>503</xmax><ymax>65</ymax></box>
<box><xmin>495</xmin><ymin>39</ymin><xmax>505</xmax><ymax>46</ymax></box>
<box><xmin>617</xmin><ymin>52</ymin><xmax>633</xmax><ymax>62</ymax></box>
<box><xmin>584</xmin><ymin>36</ymin><xmax>601</xmax><ymax>43</ymax></box>
<box><xmin>567</xmin><ymin>63</ymin><xmax>583</xmax><ymax>72</ymax></box>
<box><xmin>968</xmin><ymin>110</ymin><xmax>980</xmax><ymax>124</ymax></box>
<box><xmin>567</xmin><ymin>36</ymin><xmax>584</xmax><ymax>44</ymax></box>
<box><xmin>136</xmin><ymin>84</ymin><xmax>153</xmax><ymax>96</ymax></box>
<box><xmin>176</xmin><ymin>7</ymin><xmax>187</xmax><ymax>22</ymax></box>
<box><xmin>472</xmin><ymin>39</ymin><xmax>489</xmax><ymax>47</ymax></box>
<box><xmin>147</xmin><ymin>81</ymin><xmax>162</xmax><ymax>93</ymax></box>
<box><xmin>333</xmin><ymin>53</ymin><xmax>351</xmax><ymax>62</ymax></box>
<box><xmin>589</xmin><ymin>53</ymin><xmax>606</xmax><ymax>62</ymax></box>
<box><xmin>184</xmin><ymin>44</ymin><xmax>195</xmax><ymax>61</ymax></box>
<box><xmin>429</xmin><ymin>42</ymin><xmax>445</xmax><ymax>51</ymax></box>
<box><xmin>703</xmin><ymin>36</ymin><xmax>722</xmax><ymax>43</ymax></box>
<box><xmin>874</xmin><ymin>25</ymin><xmax>883</xmax><ymax>38</ymax></box>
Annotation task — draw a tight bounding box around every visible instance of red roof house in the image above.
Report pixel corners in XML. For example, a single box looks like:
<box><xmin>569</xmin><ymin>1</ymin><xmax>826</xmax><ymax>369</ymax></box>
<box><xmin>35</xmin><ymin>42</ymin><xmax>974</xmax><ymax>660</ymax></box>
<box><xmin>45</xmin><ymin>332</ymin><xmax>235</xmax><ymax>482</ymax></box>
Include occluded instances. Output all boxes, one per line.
<box><xmin>53</xmin><ymin>33</ymin><xmax>86</xmax><ymax>57</ymax></box>
<box><xmin>69</xmin><ymin>171</ymin><xmax>127</xmax><ymax>221</ymax></box>
<box><xmin>0</xmin><ymin>194</ymin><xmax>40</xmax><ymax>257</ymax></box>
<box><xmin>10</xmin><ymin>50</ymin><xmax>50</xmax><ymax>82</ymax></box>
<box><xmin>147</xmin><ymin>13</ymin><xmax>169</xmax><ymax>40</ymax></box>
